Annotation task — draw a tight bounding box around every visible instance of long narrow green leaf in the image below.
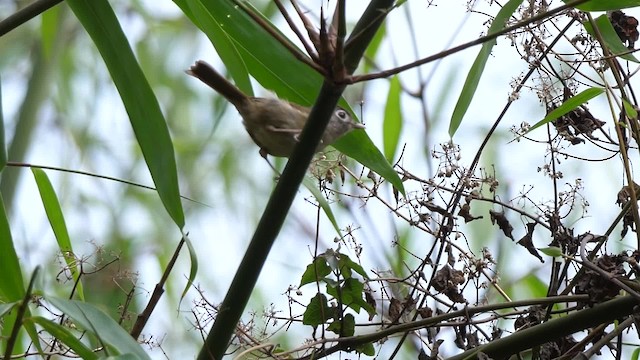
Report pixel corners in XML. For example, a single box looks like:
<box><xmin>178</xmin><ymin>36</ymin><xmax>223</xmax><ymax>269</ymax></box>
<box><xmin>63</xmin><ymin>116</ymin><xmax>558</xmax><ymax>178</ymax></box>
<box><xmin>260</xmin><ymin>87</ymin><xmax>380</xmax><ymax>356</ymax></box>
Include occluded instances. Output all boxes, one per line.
<box><xmin>383</xmin><ymin>76</ymin><xmax>403</xmax><ymax>161</ymax></box>
<box><xmin>181</xmin><ymin>232</ymin><xmax>198</xmax><ymax>300</ymax></box>
<box><xmin>0</xmin><ymin>302</ymin><xmax>18</xmax><ymax>318</ymax></box>
<box><xmin>623</xmin><ymin>98</ymin><xmax>638</xmax><ymax>118</ymax></box>
<box><xmin>565</xmin><ymin>0</ymin><xmax>640</xmax><ymax>11</ymax></box>
<box><xmin>363</xmin><ymin>25</ymin><xmax>386</xmax><ymax>74</ymax></box>
<box><xmin>0</xmin><ymin>228</ymin><xmax>35</xmax><ymax>360</ymax></box>
<box><xmin>40</xmin><ymin>5</ymin><xmax>60</xmax><ymax>60</ymax></box>
<box><xmin>449</xmin><ymin>0</ymin><xmax>524</xmax><ymax>136</ymax></box>
<box><xmin>66</xmin><ymin>0</ymin><xmax>184</xmax><ymax>229</ymax></box>
<box><xmin>0</xmin><ymin>76</ymin><xmax>5</xmax><ymax>171</ymax></box>
<box><xmin>526</xmin><ymin>87</ymin><xmax>605</xmax><ymax>133</ymax></box>
<box><xmin>0</xmin><ymin>235</ymin><xmax>43</xmax><ymax>360</ymax></box>
<box><xmin>182</xmin><ymin>0</ymin><xmax>321</xmax><ymax>104</ymax></box>
<box><xmin>303</xmin><ymin>175</ymin><xmax>342</xmax><ymax>238</ymax></box>
<box><xmin>29</xmin><ymin>316</ymin><xmax>98</xmax><ymax>360</ymax></box>
<box><xmin>4</xmin><ymin>267</ymin><xmax>40</xmax><ymax>357</ymax></box>
<box><xmin>185</xmin><ymin>0</ymin><xmax>253</xmax><ymax>95</ymax></box>
<box><xmin>583</xmin><ymin>14</ymin><xmax>639</xmax><ymax>63</ymax></box>
<box><xmin>47</xmin><ymin>297</ymin><xmax>151</xmax><ymax>360</ymax></box>
<box><xmin>31</xmin><ymin>168</ymin><xmax>84</xmax><ymax>301</ymax></box>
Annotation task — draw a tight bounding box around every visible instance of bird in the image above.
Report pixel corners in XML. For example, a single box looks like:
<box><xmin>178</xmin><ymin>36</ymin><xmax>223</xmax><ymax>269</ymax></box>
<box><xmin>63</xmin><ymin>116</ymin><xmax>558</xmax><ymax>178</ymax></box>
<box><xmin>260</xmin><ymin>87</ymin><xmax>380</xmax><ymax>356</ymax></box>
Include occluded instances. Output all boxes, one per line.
<box><xmin>186</xmin><ymin>60</ymin><xmax>364</xmax><ymax>157</ymax></box>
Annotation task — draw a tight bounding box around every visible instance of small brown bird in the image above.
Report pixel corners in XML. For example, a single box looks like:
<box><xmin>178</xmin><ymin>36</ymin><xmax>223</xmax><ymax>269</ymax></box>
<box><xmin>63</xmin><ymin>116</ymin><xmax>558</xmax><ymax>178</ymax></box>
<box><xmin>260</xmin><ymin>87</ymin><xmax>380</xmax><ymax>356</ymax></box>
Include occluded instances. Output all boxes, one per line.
<box><xmin>187</xmin><ymin>60</ymin><xmax>364</xmax><ymax>157</ymax></box>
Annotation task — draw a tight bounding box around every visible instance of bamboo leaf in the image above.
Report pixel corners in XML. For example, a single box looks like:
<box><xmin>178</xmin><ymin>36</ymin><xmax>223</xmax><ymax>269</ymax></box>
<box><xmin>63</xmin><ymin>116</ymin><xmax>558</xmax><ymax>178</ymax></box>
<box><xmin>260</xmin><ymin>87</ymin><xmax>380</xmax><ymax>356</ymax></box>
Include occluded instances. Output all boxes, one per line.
<box><xmin>0</xmin><ymin>193</ymin><xmax>23</xmax><ymax>302</ymax></box>
<box><xmin>29</xmin><ymin>316</ymin><xmax>98</xmax><ymax>360</ymax></box>
<box><xmin>66</xmin><ymin>0</ymin><xmax>185</xmax><ymax>228</ymax></box>
<box><xmin>176</xmin><ymin>0</ymin><xmax>404</xmax><ymax>194</ymax></box>
<box><xmin>527</xmin><ymin>87</ymin><xmax>604</xmax><ymax>133</ymax></box>
<box><xmin>0</xmin><ymin>75</ymin><xmax>5</xmax><ymax>172</ymax></box>
<box><xmin>383</xmin><ymin>76</ymin><xmax>403</xmax><ymax>161</ymax></box>
<box><xmin>47</xmin><ymin>297</ymin><xmax>151</xmax><ymax>360</ymax></box>
<box><xmin>583</xmin><ymin>14</ymin><xmax>639</xmax><ymax>63</ymax></box>
<box><xmin>565</xmin><ymin>0</ymin><xmax>640</xmax><ymax>11</ymax></box>
<box><xmin>449</xmin><ymin>0</ymin><xmax>524</xmax><ymax>136</ymax></box>
<box><xmin>31</xmin><ymin>169</ymin><xmax>84</xmax><ymax>301</ymax></box>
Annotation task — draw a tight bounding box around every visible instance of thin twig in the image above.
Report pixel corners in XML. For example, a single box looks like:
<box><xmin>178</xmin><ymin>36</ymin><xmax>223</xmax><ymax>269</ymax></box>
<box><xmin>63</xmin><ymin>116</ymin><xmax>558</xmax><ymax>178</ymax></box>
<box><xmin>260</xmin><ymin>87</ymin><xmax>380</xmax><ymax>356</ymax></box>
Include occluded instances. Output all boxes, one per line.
<box><xmin>579</xmin><ymin>235</ymin><xmax>640</xmax><ymax>302</ymax></box>
<box><xmin>6</xmin><ymin>161</ymin><xmax>208</xmax><ymax>207</ymax></box>
<box><xmin>274</xmin><ymin>0</ymin><xmax>319</xmax><ymax>63</ymax></box>
<box><xmin>4</xmin><ymin>267</ymin><xmax>40</xmax><ymax>359</ymax></box>
<box><xmin>586</xmin><ymin>12</ymin><xmax>640</xmax><ymax>249</ymax></box>
<box><xmin>0</xmin><ymin>0</ymin><xmax>63</xmax><ymax>37</ymax></box>
<box><xmin>298</xmin><ymin>294</ymin><xmax>593</xmax><ymax>359</ymax></box>
<box><xmin>291</xmin><ymin>0</ymin><xmax>321</xmax><ymax>53</ymax></box>
<box><xmin>582</xmin><ymin>316</ymin><xmax>634</xmax><ymax>358</ymax></box>
<box><xmin>232</xmin><ymin>0</ymin><xmax>324</xmax><ymax>75</ymax></box>
<box><xmin>130</xmin><ymin>234</ymin><xmax>188</xmax><ymax>339</ymax></box>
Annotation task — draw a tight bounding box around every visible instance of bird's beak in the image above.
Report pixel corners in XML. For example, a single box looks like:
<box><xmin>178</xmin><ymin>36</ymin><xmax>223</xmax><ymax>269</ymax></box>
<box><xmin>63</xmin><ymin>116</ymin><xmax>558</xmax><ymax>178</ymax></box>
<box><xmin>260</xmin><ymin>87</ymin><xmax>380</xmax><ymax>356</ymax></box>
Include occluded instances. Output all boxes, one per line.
<box><xmin>353</xmin><ymin>122</ymin><xmax>366</xmax><ymax>130</ymax></box>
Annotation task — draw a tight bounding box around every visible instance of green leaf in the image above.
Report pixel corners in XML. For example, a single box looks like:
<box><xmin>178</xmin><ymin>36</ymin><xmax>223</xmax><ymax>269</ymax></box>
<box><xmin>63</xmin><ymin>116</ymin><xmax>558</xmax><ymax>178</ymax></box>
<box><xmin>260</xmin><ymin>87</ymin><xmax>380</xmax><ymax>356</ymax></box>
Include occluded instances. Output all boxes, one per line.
<box><xmin>504</xmin><ymin>273</ymin><xmax>549</xmax><ymax>299</ymax></box>
<box><xmin>321</xmin><ymin>249</ymin><xmax>340</xmax><ymax>271</ymax></box>
<box><xmin>0</xmin><ymin>301</ymin><xmax>19</xmax><ymax>317</ymax></box>
<box><xmin>565</xmin><ymin>0</ymin><xmax>640</xmax><ymax>11</ymax></box>
<box><xmin>302</xmin><ymin>293</ymin><xmax>334</xmax><ymax>327</ymax></box>
<box><xmin>300</xmin><ymin>257</ymin><xmax>332</xmax><ymax>287</ymax></box>
<box><xmin>184</xmin><ymin>0</ymin><xmax>253</xmax><ymax>95</ymax></box>
<box><xmin>332</xmin><ymin>278</ymin><xmax>363</xmax><ymax>306</ymax></box>
<box><xmin>326</xmin><ymin>313</ymin><xmax>355</xmax><ymax>336</ymax></box>
<box><xmin>383</xmin><ymin>76</ymin><xmax>403</xmax><ymax>162</ymax></box>
<box><xmin>108</xmin><ymin>355</ymin><xmax>143</xmax><ymax>360</ymax></box>
<box><xmin>339</xmin><ymin>253</ymin><xmax>370</xmax><ymax>280</ymax></box>
<box><xmin>303</xmin><ymin>175</ymin><xmax>343</xmax><ymax>238</ymax></box>
<box><xmin>175</xmin><ymin>0</ymin><xmax>405</xmax><ymax>195</ymax></box>
<box><xmin>29</xmin><ymin>316</ymin><xmax>98</xmax><ymax>360</ymax></box>
<box><xmin>0</xmin><ymin>77</ymin><xmax>5</xmax><ymax>171</ymax></box>
<box><xmin>527</xmin><ymin>87</ymin><xmax>605</xmax><ymax>133</ymax></box>
<box><xmin>332</xmin><ymin>132</ymin><xmax>404</xmax><ymax>194</ymax></box>
<box><xmin>449</xmin><ymin>0</ymin><xmax>524</xmax><ymax>136</ymax></box>
<box><xmin>32</xmin><ymin>169</ymin><xmax>84</xmax><ymax>300</ymax></box>
<box><xmin>539</xmin><ymin>246</ymin><xmax>564</xmax><ymax>257</ymax></box>
<box><xmin>46</xmin><ymin>297</ymin><xmax>151</xmax><ymax>360</ymax></box>
<box><xmin>326</xmin><ymin>278</ymin><xmax>374</xmax><ymax>315</ymax></box>
<box><xmin>356</xmin><ymin>342</ymin><xmax>376</xmax><ymax>356</ymax></box>
<box><xmin>583</xmin><ymin>14</ymin><xmax>639</xmax><ymax>62</ymax></box>
<box><xmin>623</xmin><ymin>98</ymin><xmax>638</xmax><ymax>118</ymax></box>
<box><xmin>363</xmin><ymin>25</ymin><xmax>386</xmax><ymax>74</ymax></box>
<box><xmin>66</xmin><ymin>0</ymin><xmax>184</xmax><ymax>228</ymax></box>
<box><xmin>1</xmin><ymin>269</ymin><xmax>43</xmax><ymax>360</ymax></box>
<box><xmin>40</xmin><ymin>5</ymin><xmax>60</xmax><ymax>60</ymax></box>
<box><xmin>180</xmin><ymin>233</ymin><xmax>198</xmax><ymax>301</ymax></box>
<box><xmin>0</xmin><ymin>193</ymin><xmax>24</xmax><ymax>303</ymax></box>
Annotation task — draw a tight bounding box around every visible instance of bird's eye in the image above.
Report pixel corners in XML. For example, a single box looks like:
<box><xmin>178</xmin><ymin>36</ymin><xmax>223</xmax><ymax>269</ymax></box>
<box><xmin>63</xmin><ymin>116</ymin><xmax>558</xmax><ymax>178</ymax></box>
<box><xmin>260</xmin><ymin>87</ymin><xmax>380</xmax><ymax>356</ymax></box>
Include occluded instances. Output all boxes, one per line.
<box><xmin>335</xmin><ymin>109</ymin><xmax>349</xmax><ymax>120</ymax></box>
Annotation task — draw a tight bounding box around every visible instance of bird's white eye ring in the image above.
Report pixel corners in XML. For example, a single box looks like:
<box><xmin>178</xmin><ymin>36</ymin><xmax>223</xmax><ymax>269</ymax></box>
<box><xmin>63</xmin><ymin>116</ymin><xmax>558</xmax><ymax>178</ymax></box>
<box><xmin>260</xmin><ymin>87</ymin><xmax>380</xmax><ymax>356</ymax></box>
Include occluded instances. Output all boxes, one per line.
<box><xmin>335</xmin><ymin>109</ymin><xmax>349</xmax><ymax>120</ymax></box>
